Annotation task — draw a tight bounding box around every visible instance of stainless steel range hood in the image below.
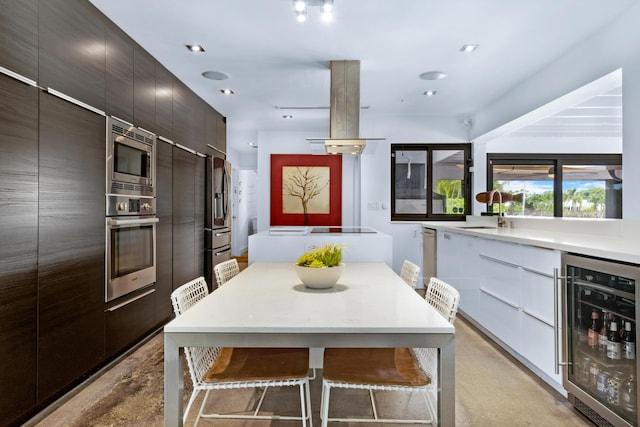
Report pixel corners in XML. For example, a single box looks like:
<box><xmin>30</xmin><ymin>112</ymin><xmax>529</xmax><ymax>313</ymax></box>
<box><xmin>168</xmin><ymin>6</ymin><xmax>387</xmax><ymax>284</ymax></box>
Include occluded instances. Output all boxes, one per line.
<box><xmin>308</xmin><ymin>60</ymin><xmax>384</xmax><ymax>155</ymax></box>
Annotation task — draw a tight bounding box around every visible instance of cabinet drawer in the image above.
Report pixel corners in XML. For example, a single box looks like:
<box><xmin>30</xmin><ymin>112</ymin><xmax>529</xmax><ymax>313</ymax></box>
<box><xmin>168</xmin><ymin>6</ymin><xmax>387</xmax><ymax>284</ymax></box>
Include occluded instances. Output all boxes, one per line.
<box><xmin>105</xmin><ymin>288</ymin><xmax>157</xmax><ymax>358</ymax></box>
<box><xmin>522</xmin><ymin>314</ymin><xmax>562</xmax><ymax>386</ymax></box>
<box><xmin>479</xmin><ymin>253</ymin><xmax>521</xmax><ymax>305</ymax></box>
<box><xmin>206</xmin><ymin>227</ymin><xmax>231</xmax><ymax>249</ymax></box>
<box><xmin>479</xmin><ymin>288</ymin><xmax>522</xmax><ymax>352</ymax></box>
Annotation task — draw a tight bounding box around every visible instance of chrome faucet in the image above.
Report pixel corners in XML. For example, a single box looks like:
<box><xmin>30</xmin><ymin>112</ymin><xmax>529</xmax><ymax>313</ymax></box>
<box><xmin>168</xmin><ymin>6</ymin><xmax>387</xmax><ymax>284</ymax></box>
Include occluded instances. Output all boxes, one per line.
<box><xmin>488</xmin><ymin>190</ymin><xmax>506</xmax><ymax>228</ymax></box>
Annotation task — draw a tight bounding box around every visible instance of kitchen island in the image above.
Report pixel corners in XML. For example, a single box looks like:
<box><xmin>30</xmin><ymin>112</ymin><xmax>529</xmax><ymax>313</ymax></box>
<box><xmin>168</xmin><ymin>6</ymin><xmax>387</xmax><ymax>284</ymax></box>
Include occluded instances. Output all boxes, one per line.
<box><xmin>248</xmin><ymin>226</ymin><xmax>393</xmax><ymax>266</ymax></box>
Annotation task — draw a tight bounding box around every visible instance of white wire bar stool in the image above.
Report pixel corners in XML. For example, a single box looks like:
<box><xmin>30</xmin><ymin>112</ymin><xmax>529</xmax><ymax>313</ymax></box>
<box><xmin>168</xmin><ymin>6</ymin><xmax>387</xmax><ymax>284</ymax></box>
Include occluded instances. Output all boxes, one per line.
<box><xmin>170</xmin><ymin>276</ymin><xmax>313</xmax><ymax>426</ymax></box>
<box><xmin>319</xmin><ymin>277</ymin><xmax>459</xmax><ymax>426</ymax></box>
<box><xmin>213</xmin><ymin>258</ymin><xmax>240</xmax><ymax>286</ymax></box>
<box><xmin>400</xmin><ymin>259</ymin><xmax>421</xmax><ymax>288</ymax></box>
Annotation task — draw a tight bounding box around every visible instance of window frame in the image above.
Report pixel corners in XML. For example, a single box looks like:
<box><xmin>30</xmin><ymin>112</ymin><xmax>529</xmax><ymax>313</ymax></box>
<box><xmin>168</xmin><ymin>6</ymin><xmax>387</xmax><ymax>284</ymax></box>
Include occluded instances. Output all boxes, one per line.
<box><xmin>486</xmin><ymin>153</ymin><xmax>622</xmax><ymax>218</ymax></box>
<box><xmin>391</xmin><ymin>143</ymin><xmax>472</xmax><ymax>221</ymax></box>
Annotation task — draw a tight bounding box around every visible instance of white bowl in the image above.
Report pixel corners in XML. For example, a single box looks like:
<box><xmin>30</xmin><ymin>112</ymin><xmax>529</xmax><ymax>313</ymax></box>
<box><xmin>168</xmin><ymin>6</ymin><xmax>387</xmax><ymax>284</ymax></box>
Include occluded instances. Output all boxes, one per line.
<box><xmin>294</xmin><ymin>264</ymin><xmax>345</xmax><ymax>289</ymax></box>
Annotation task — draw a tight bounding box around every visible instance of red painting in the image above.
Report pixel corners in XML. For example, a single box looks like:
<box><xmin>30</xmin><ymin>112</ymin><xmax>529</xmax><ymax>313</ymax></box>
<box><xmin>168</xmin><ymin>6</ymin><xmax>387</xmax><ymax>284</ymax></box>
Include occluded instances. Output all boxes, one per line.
<box><xmin>270</xmin><ymin>154</ymin><xmax>342</xmax><ymax>226</ymax></box>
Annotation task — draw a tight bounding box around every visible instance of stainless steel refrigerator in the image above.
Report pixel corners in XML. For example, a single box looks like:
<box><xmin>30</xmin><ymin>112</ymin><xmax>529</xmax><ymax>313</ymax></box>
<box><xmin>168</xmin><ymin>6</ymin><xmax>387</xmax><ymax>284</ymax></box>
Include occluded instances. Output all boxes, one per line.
<box><xmin>205</xmin><ymin>154</ymin><xmax>232</xmax><ymax>288</ymax></box>
<box><xmin>563</xmin><ymin>253</ymin><xmax>638</xmax><ymax>427</ymax></box>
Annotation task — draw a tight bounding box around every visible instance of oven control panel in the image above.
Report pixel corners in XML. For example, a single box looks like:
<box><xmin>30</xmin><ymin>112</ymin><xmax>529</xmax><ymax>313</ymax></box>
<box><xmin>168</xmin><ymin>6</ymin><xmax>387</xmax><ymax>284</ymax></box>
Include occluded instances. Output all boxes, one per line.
<box><xmin>106</xmin><ymin>195</ymin><xmax>156</xmax><ymax>216</ymax></box>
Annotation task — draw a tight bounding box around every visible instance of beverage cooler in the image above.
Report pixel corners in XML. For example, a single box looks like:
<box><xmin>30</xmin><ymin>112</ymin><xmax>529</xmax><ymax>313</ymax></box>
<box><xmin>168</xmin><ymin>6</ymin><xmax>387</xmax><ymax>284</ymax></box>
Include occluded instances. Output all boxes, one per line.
<box><xmin>563</xmin><ymin>253</ymin><xmax>638</xmax><ymax>427</ymax></box>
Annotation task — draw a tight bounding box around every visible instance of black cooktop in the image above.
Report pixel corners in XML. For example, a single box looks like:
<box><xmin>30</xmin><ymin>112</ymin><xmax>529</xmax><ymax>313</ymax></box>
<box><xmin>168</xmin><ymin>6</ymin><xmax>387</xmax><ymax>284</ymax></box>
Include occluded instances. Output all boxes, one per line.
<box><xmin>310</xmin><ymin>227</ymin><xmax>376</xmax><ymax>234</ymax></box>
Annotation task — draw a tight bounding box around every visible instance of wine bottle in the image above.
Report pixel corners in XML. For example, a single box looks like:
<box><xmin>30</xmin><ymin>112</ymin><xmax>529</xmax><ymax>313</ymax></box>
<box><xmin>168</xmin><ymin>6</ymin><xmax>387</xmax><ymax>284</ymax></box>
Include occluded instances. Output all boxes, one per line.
<box><xmin>607</xmin><ymin>319</ymin><xmax>621</xmax><ymax>360</ymax></box>
<box><xmin>588</xmin><ymin>310</ymin><xmax>600</xmax><ymax>350</ymax></box>
<box><xmin>623</xmin><ymin>321</ymin><xmax>636</xmax><ymax>360</ymax></box>
<box><xmin>599</xmin><ymin>310</ymin><xmax>609</xmax><ymax>354</ymax></box>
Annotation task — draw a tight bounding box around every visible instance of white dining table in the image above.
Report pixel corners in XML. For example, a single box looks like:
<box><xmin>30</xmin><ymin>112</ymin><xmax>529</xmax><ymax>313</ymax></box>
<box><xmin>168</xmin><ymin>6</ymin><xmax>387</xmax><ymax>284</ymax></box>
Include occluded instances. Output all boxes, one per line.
<box><xmin>164</xmin><ymin>262</ymin><xmax>456</xmax><ymax>426</ymax></box>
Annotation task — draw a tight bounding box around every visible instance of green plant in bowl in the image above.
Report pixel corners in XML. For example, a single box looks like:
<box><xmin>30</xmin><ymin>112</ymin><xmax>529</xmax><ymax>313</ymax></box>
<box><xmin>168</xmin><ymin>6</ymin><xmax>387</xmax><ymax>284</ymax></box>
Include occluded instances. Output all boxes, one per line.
<box><xmin>295</xmin><ymin>243</ymin><xmax>346</xmax><ymax>288</ymax></box>
<box><xmin>296</xmin><ymin>243</ymin><xmax>344</xmax><ymax>267</ymax></box>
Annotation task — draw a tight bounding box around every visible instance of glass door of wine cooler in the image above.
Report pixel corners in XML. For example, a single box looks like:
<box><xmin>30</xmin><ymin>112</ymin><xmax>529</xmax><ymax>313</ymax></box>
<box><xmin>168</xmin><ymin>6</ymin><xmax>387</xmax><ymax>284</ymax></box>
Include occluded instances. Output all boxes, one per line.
<box><xmin>563</xmin><ymin>253</ymin><xmax>639</xmax><ymax>427</ymax></box>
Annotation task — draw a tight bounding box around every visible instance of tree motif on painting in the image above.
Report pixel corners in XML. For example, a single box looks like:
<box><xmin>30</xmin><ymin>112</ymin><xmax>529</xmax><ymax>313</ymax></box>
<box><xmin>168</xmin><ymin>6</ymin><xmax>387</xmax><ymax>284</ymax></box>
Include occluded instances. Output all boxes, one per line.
<box><xmin>282</xmin><ymin>166</ymin><xmax>330</xmax><ymax>215</ymax></box>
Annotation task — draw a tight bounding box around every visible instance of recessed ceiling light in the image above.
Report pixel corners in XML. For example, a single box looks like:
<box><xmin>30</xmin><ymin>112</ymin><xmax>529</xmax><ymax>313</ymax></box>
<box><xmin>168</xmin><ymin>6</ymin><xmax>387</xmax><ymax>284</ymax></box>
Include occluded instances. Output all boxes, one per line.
<box><xmin>186</xmin><ymin>44</ymin><xmax>205</xmax><ymax>52</ymax></box>
<box><xmin>220</xmin><ymin>89</ymin><xmax>234</xmax><ymax>95</ymax></box>
<box><xmin>293</xmin><ymin>0</ymin><xmax>306</xmax><ymax>12</ymax></box>
<box><xmin>419</xmin><ymin>71</ymin><xmax>447</xmax><ymax>80</ymax></box>
<box><xmin>202</xmin><ymin>71</ymin><xmax>229</xmax><ymax>80</ymax></box>
<box><xmin>248</xmin><ymin>142</ymin><xmax>258</xmax><ymax>148</ymax></box>
<box><xmin>459</xmin><ymin>44</ymin><xmax>479</xmax><ymax>52</ymax></box>
<box><xmin>283</xmin><ymin>115</ymin><xmax>293</xmax><ymax>119</ymax></box>
<box><xmin>424</xmin><ymin>90</ymin><xmax>437</xmax><ymax>96</ymax></box>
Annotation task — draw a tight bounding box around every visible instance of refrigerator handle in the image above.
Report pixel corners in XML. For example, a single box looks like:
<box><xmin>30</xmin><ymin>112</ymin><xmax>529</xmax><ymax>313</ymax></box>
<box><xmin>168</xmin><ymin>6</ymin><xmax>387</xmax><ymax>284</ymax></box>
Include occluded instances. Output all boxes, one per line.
<box><xmin>553</xmin><ymin>267</ymin><xmax>570</xmax><ymax>375</ymax></box>
<box><xmin>553</xmin><ymin>267</ymin><xmax>560</xmax><ymax>375</ymax></box>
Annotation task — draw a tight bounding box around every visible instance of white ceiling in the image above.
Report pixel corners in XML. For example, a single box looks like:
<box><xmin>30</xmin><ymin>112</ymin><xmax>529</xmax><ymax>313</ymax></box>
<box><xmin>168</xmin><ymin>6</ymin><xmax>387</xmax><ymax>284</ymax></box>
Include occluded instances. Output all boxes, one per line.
<box><xmin>88</xmin><ymin>0</ymin><xmax>631</xmax><ymax>154</ymax></box>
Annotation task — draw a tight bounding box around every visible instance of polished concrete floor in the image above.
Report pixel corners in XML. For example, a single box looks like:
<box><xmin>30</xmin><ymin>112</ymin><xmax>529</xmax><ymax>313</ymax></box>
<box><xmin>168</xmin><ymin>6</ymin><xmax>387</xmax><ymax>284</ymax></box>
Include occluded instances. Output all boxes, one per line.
<box><xmin>27</xmin><ymin>313</ymin><xmax>594</xmax><ymax>426</ymax></box>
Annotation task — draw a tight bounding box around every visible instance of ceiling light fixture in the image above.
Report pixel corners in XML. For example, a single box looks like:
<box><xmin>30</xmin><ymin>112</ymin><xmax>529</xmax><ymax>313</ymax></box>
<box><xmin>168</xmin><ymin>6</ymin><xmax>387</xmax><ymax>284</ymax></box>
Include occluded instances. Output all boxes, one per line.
<box><xmin>424</xmin><ymin>90</ymin><xmax>437</xmax><ymax>96</ymax></box>
<box><xmin>295</xmin><ymin>8</ymin><xmax>307</xmax><ymax>22</ymax></box>
<box><xmin>293</xmin><ymin>0</ymin><xmax>333</xmax><ymax>22</ymax></box>
<box><xmin>283</xmin><ymin>114</ymin><xmax>293</xmax><ymax>119</ymax></box>
<box><xmin>459</xmin><ymin>44</ymin><xmax>479</xmax><ymax>52</ymax></box>
<box><xmin>220</xmin><ymin>88</ymin><xmax>234</xmax><ymax>95</ymax></box>
<box><xmin>185</xmin><ymin>44</ymin><xmax>205</xmax><ymax>52</ymax></box>
<box><xmin>324</xmin><ymin>139</ymin><xmax>365</xmax><ymax>155</ymax></box>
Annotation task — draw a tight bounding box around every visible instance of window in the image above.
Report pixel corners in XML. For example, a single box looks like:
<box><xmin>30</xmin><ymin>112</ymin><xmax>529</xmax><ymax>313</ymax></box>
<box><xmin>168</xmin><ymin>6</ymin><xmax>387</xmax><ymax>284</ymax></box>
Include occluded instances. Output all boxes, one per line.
<box><xmin>391</xmin><ymin>144</ymin><xmax>471</xmax><ymax>221</ymax></box>
<box><xmin>487</xmin><ymin>154</ymin><xmax>622</xmax><ymax>218</ymax></box>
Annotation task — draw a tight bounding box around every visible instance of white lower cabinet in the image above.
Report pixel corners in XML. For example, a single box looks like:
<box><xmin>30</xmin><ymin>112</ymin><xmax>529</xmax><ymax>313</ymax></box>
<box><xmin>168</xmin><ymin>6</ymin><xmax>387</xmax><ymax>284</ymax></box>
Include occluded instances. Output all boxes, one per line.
<box><xmin>437</xmin><ymin>231</ymin><xmax>482</xmax><ymax>319</ymax></box>
<box><xmin>437</xmin><ymin>229</ymin><xmax>564</xmax><ymax>394</ymax></box>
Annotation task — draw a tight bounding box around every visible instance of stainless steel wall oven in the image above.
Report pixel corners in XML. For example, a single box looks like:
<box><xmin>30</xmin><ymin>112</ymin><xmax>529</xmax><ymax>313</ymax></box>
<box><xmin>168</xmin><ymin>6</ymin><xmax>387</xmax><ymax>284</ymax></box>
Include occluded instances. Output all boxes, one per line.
<box><xmin>105</xmin><ymin>116</ymin><xmax>158</xmax><ymax>302</ymax></box>
<box><xmin>105</xmin><ymin>200</ymin><xmax>158</xmax><ymax>302</ymax></box>
<box><xmin>107</xmin><ymin>116</ymin><xmax>156</xmax><ymax>197</ymax></box>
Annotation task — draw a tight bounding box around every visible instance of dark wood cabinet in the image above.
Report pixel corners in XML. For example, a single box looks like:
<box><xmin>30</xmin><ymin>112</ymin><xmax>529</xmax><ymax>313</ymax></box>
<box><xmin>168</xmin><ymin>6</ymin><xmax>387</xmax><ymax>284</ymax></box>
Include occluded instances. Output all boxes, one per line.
<box><xmin>106</xmin><ymin>25</ymin><xmax>134</xmax><ymax>123</ymax></box>
<box><xmin>133</xmin><ymin>47</ymin><xmax>156</xmax><ymax>132</ymax></box>
<box><xmin>39</xmin><ymin>0</ymin><xmax>106</xmax><ymax>110</ymax></box>
<box><xmin>192</xmin><ymin>97</ymin><xmax>207</xmax><ymax>153</ymax></box>
<box><xmin>172</xmin><ymin>80</ymin><xmax>206</xmax><ymax>151</ymax></box>
<box><xmin>37</xmin><ymin>93</ymin><xmax>105</xmax><ymax>403</ymax></box>
<box><xmin>195</xmin><ymin>156</ymin><xmax>206</xmax><ymax>278</ymax></box>
<box><xmin>0</xmin><ymin>3</ymin><xmax>227</xmax><ymax>423</ymax></box>
<box><xmin>155</xmin><ymin>64</ymin><xmax>174</xmax><ymax>139</ymax></box>
<box><xmin>0</xmin><ymin>75</ymin><xmax>38</xmax><ymax>426</ymax></box>
<box><xmin>172</xmin><ymin>80</ymin><xmax>190</xmax><ymax>145</ymax></box>
<box><xmin>105</xmin><ymin>288</ymin><xmax>157</xmax><ymax>358</ymax></box>
<box><xmin>205</xmin><ymin>109</ymin><xmax>218</xmax><ymax>152</ymax></box>
<box><xmin>216</xmin><ymin>112</ymin><xmax>227</xmax><ymax>153</ymax></box>
<box><xmin>0</xmin><ymin>0</ymin><xmax>38</xmax><ymax>80</ymax></box>
<box><xmin>172</xmin><ymin>148</ymin><xmax>197</xmax><ymax>288</ymax></box>
<box><xmin>156</xmin><ymin>140</ymin><xmax>174</xmax><ymax>322</ymax></box>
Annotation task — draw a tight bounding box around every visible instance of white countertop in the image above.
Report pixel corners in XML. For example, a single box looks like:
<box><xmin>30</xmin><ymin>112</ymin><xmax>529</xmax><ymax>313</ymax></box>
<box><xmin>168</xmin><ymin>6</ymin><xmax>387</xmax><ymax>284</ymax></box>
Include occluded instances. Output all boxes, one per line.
<box><xmin>422</xmin><ymin>217</ymin><xmax>640</xmax><ymax>264</ymax></box>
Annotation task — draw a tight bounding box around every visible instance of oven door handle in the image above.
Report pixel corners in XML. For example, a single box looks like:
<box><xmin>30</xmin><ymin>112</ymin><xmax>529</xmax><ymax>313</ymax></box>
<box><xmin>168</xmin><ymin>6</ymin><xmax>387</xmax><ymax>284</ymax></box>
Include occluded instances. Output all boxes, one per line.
<box><xmin>107</xmin><ymin>217</ymin><xmax>159</xmax><ymax>226</ymax></box>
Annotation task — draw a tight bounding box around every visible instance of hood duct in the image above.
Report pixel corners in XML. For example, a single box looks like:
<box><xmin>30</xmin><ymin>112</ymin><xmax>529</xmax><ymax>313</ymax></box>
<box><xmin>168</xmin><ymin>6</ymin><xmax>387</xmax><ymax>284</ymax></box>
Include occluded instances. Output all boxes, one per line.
<box><xmin>308</xmin><ymin>60</ymin><xmax>383</xmax><ymax>155</ymax></box>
